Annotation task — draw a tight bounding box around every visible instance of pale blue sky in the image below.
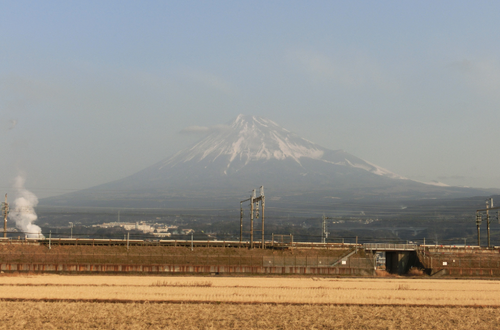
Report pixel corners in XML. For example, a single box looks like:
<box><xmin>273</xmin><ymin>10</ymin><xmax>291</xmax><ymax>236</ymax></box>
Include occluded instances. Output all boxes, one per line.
<box><xmin>1</xmin><ymin>1</ymin><xmax>500</xmax><ymax>197</ymax></box>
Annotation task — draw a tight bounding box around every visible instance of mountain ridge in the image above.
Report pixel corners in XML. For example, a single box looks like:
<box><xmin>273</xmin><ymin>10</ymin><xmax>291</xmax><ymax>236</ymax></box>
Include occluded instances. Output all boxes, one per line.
<box><xmin>41</xmin><ymin>114</ymin><xmax>499</xmax><ymax>209</ymax></box>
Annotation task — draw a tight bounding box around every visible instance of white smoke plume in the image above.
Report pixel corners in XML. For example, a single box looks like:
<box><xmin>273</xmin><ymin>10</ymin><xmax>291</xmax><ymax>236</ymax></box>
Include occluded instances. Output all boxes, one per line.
<box><xmin>9</xmin><ymin>175</ymin><xmax>43</xmax><ymax>238</ymax></box>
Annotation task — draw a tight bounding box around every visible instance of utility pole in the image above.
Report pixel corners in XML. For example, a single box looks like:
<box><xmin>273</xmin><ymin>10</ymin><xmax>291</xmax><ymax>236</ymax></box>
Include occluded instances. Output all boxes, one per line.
<box><xmin>487</xmin><ymin>198</ymin><xmax>493</xmax><ymax>248</ymax></box>
<box><xmin>322</xmin><ymin>215</ymin><xmax>327</xmax><ymax>243</ymax></box>
<box><xmin>69</xmin><ymin>222</ymin><xmax>73</xmax><ymax>239</ymax></box>
<box><xmin>321</xmin><ymin>214</ymin><xmax>333</xmax><ymax>244</ymax></box>
<box><xmin>2</xmin><ymin>194</ymin><xmax>8</xmax><ymax>238</ymax></box>
<box><xmin>476</xmin><ymin>213</ymin><xmax>482</xmax><ymax>247</ymax></box>
<box><xmin>260</xmin><ymin>186</ymin><xmax>265</xmax><ymax>249</ymax></box>
<box><xmin>476</xmin><ymin>198</ymin><xmax>499</xmax><ymax>248</ymax></box>
<box><xmin>239</xmin><ymin>201</ymin><xmax>243</xmax><ymax>244</ymax></box>
<box><xmin>239</xmin><ymin>186</ymin><xmax>265</xmax><ymax>249</ymax></box>
<box><xmin>250</xmin><ymin>189</ymin><xmax>255</xmax><ymax>249</ymax></box>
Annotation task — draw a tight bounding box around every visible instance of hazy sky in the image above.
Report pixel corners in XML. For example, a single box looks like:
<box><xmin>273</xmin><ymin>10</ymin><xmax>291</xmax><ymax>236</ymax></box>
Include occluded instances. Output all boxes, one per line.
<box><xmin>1</xmin><ymin>1</ymin><xmax>500</xmax><ymax>198</ymax></box>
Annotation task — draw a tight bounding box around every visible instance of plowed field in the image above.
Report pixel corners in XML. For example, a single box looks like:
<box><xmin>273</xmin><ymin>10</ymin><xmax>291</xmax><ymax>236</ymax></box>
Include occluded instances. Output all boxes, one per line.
<box><xmin>1</xmin><ymin>275</ymin><xmax>499</xmax><ymax>329</ymax></box>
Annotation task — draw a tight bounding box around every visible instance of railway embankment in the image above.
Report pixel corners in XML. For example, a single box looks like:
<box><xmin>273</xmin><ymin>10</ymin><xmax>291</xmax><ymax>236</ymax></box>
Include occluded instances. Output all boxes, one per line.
<box><xmin>0</xmin><ymin>242</ymin><xmax>375</xmax><ymax>276</ymax></box>
<box><xmin>2</xmin><ymin>241</ymin><xmax>500</xmax><ymax>277</ymax></box>
<box><xmin>418</xmin><ymin>246</ymin><xmax>500</xmax><ymax>277</ymax></box>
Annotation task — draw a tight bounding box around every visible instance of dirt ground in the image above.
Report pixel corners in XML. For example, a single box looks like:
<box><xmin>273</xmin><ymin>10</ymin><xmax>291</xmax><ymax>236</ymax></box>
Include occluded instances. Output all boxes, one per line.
<box><xmin>0</xmin><ymin>302</ymin><xmax>499</xmax><ymax>330</ymax></box>
<box><xmin>1</xmin><ymin>275</ymin><xmax>500</xmax><ymax>329</ymax></box>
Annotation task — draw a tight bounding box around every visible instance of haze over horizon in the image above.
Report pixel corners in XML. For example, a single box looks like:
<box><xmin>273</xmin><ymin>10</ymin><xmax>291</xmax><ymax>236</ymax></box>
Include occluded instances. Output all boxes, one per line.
<box><xmin>1</xmin><ymin>1</ymin><xmax>500</xmax><ymax>198</ymax></box>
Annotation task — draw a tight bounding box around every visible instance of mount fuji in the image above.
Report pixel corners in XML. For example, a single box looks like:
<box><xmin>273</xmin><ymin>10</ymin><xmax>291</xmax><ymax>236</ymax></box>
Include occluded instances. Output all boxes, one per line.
<box><xmin>43</xmin><ymin>115</ymin><xmax>497</xmax><ymax>210</ymax></box>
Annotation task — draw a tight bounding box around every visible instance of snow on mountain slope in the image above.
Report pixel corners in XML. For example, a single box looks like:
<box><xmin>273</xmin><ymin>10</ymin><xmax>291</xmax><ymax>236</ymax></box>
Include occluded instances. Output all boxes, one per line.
<box><xmin>41</xmin><ymin>114</ymin><xmax>500</xmax><ymax>209</ymax></box>
<box><xmin>161</xmin><ymin>115</ymin><xmax>323</xmax><ymax>167</ymax></box>
<box><xmin>160</xmin><ymin>114</ymin><xmax>406</xmax><ymax>180</ymax></box>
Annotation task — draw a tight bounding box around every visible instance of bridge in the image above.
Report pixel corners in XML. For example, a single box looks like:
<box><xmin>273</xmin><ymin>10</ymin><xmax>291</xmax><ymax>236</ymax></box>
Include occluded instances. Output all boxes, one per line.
<box><xmin>363</xmin><ymin>243</ymin><xmax>419</xmax><ymax>275</ymax></box>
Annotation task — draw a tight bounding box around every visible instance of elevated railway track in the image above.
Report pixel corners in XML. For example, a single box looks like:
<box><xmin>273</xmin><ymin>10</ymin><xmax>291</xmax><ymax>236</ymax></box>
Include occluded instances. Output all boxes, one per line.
<box><xmin>0</xmin><ymin>237</ymin><xmax>361</xmax><ymax>249</ymax></box>
<box><xmin>0</xmin><ymin>237</ymin><xmax>497</xmax><ymax>251</ymax></box>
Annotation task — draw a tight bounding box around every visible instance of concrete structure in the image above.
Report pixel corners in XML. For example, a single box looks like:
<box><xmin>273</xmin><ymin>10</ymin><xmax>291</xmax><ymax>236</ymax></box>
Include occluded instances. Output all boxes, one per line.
<box><xmin>364</xmin><ymin>243</ymin><xmax>419</xmax><ymax>274</ymax></box>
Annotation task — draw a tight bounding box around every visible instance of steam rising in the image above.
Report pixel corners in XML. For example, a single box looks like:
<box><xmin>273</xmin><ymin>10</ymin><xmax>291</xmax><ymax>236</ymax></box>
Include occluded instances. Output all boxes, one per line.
<box><xmin>9</xmin><ymin>175</ymin><xmax>43</xmax><ymax>238</ymax></box>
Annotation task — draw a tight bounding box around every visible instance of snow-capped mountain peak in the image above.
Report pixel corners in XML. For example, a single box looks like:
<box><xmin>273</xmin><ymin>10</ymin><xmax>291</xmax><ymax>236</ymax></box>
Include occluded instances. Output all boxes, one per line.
<box><xmin>44</xmin><ymin>114</ymin><xmax>497</xmax><ymax>210</ymax></box>
<box><xmin>163</xmin><ymin>115</ymin><xmax>325</xmax><ymax>167</ymax></box>
<box><xmin>159</xmin><ymin>114</ymin><xmax>405</xmax><ymax>181</ymax></box>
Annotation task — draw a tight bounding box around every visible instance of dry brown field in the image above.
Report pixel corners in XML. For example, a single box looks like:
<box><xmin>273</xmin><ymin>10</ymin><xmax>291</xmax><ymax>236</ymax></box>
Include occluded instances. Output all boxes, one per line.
<box><xmin>1</xmin><ymin>302</ymin><xmax>499</xmax><ymax>330</ymax></box>
<box><xmin>1</xmin><ymin>275</ymin><xmax>500</xmax><ymax>329</ymax></box>
<box><xmin>1</xmin><ymin>275</ymin><xmax>500</xmax><ymax>306</ymax></box>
